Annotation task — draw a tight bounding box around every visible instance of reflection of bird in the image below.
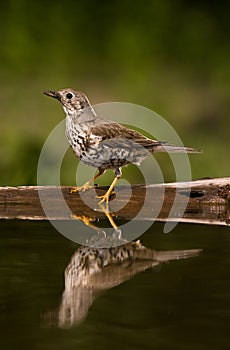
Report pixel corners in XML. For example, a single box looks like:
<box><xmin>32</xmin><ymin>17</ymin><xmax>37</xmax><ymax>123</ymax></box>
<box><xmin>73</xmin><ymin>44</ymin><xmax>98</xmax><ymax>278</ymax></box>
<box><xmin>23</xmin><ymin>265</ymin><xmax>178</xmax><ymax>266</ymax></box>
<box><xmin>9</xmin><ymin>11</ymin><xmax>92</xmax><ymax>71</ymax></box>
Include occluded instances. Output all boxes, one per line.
<box><xmin>43</xmin><ymin>88</ymin><xmax>200</xmax><ymax>204</ymax></box>
<box><xmin>55</xmin><ymin>241</ymin><xmax>202</xmax><ymax>328</ymax></box>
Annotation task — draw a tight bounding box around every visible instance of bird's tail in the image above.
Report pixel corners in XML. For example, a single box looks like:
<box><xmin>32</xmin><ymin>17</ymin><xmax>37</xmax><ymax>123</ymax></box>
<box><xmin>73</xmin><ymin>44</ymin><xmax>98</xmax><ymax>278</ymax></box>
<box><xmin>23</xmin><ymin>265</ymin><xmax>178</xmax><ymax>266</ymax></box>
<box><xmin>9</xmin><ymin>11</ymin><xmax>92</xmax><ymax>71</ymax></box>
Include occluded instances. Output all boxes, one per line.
<box><xmin>155</xmin><ymin>142</ymin><xmax>202</xmax><ymax>153</ymax></box>
<box><xmin>153</xmin><ymin>248</ymin><xmax>202</xmax><ymax>262</ymax></box>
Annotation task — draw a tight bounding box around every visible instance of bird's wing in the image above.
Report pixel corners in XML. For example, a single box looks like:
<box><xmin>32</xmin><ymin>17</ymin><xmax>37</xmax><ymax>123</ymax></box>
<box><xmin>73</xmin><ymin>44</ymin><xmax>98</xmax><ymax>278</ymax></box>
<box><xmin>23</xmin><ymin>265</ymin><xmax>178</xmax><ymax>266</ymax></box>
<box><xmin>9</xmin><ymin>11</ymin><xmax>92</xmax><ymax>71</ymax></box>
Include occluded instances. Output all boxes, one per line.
<box><xmin>88</xmin><ymin>122</ymin><xmax>201</xmax><ymax>154</ymax></box>
<box><xmin>88</xmin><ymin>122</ymin><xmax>161</xmax><ymax>150</ymax></box>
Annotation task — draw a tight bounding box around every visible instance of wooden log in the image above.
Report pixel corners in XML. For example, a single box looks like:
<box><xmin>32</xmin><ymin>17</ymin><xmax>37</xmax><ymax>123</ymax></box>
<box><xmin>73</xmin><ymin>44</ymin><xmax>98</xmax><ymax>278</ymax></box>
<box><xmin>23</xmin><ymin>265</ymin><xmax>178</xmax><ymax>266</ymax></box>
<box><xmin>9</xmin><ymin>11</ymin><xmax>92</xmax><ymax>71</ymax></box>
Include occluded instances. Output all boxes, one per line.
<box><xmin>0</xmin><ymin>178</ymin><xmax>229</xmax><ymax>225</ymax></box>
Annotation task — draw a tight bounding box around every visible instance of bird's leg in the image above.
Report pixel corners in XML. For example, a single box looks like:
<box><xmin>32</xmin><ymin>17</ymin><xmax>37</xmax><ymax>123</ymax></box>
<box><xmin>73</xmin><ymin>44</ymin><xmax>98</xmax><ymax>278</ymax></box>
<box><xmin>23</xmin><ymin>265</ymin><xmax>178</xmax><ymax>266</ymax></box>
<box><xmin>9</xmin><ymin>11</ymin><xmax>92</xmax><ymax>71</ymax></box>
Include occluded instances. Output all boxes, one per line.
<box><xmin>97</xmin><ymin>176</ymin><xmax>119</xmax><ymax>204</ymax></box>
<box><xmin>98</xmin><ymin>168</ymin><xmax>121</xmax><ymax>206</ymax></box>
<box><xmin>70</xmin><ymin>169</ymin><xmax>105</xmax><ymax>194</ymax></box>
<box><xmin>71</xmin><ymin>214</ymin><xmax>100</xmax><ymax>231</ymax></box>
<box><xmin>105</xmin><ymin>208</ymin><xmax>118</xmax><ymax>230</ymax></box>
<box><xmin>98</xmin><ymin>203</ymin><xmax>118</xmax><ymax>230</ymax></box>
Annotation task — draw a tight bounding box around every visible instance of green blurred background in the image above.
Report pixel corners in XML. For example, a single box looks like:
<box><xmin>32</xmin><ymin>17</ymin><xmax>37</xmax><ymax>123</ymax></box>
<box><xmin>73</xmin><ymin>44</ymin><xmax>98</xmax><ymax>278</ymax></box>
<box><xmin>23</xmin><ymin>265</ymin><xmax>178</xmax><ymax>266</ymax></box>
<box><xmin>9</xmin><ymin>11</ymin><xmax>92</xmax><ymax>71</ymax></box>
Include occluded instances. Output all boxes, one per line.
<box><xmin>0</xmin><ymin>0</ymin><xmax>229</xmax><ymax>186</ymax></box>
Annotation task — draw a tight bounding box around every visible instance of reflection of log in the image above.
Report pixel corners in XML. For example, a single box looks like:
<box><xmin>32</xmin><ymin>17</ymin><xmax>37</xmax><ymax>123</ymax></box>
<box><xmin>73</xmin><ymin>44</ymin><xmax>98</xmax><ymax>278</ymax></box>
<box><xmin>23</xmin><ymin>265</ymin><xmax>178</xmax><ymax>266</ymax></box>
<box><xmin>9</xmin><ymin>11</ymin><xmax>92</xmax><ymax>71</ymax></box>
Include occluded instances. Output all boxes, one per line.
<box><xmin>56</xmin><ymin>241</ymin><xmax>202</xmax><ymax>328</ymax></box>
<box><xmin>0</xmin><ymin>177</ymin><xmax>229</xmax><ymax>225</ymax></box>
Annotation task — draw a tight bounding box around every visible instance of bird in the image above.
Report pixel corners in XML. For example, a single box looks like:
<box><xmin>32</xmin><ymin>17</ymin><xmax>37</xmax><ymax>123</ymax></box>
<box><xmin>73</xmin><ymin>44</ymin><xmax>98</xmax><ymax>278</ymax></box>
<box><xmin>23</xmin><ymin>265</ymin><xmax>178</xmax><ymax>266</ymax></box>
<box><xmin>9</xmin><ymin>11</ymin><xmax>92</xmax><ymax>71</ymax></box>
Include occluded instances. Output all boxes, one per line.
<box><xmin>43</xmin><ymin>88</ymin><xmax>201</xmax><ymax>204</ymax></box>
<box><xmin>56</xmin><ymin>240</ymin><xmax>201</xmax><ymax>327</ymax></box>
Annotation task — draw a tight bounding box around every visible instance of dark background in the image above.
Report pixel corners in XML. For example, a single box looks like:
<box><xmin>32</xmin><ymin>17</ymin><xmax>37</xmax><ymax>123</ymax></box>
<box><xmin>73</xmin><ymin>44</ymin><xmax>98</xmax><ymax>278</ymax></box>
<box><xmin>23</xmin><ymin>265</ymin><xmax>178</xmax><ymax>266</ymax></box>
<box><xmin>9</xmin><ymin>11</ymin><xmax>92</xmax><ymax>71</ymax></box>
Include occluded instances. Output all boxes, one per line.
<box><xmin>0</xmin><ymin>0</ymin><xmax>229</xmax><ymax>185</ymax></box>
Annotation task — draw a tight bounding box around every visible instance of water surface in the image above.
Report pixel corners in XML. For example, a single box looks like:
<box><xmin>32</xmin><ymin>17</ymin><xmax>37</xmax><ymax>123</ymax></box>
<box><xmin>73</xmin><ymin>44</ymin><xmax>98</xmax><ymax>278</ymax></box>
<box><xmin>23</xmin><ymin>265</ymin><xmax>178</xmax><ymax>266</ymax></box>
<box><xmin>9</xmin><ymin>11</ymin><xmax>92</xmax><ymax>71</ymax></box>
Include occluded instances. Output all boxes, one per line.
<box><xmin>0</xmin><ymin>220</ymin><xmax>229</xmax><ymax>349</ymax></box>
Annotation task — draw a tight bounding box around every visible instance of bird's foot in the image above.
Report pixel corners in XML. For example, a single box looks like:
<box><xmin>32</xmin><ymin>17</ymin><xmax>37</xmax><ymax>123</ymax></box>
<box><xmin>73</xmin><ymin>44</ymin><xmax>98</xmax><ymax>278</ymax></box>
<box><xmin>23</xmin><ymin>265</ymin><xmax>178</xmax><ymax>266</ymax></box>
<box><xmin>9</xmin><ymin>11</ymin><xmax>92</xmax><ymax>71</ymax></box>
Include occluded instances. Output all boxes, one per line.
<box><xmin>97</xmin><ymin>190</ymin><xmax>115</xmax><ymax>206</ymax></box>
<box><xmin>97</xmin><ymin>176</ymin><xmax>119</xmax><ymax>206</ymax></box>
<box><xmin>99</xmin><ymin>203</ymin><xmax>118</xmax><ymax>230</ymax></box>
<box><xmin>71</xmin><ymin>214</ymin><xmax>99</xmax><ymax>230</ymax></box>
<box><xmin>70</xmin><ymin>186</ymin><xmax>79</xmax><ymax>194</ymax></box>
<box><xmin>70</xmin><ymin>182</ymin><xmax>95</xmax><ymax>194</ymax></box>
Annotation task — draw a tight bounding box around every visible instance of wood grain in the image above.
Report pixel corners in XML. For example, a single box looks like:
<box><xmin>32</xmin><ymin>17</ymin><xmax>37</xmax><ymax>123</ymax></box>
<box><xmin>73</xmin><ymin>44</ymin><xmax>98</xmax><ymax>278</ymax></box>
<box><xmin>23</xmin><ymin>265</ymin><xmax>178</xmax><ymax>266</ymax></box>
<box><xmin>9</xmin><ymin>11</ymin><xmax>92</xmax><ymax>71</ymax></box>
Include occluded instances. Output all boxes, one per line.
<box><xmin>0</xmin><ymin>178</ymin><xmax>229</xmax><ymax>225</ymax></box>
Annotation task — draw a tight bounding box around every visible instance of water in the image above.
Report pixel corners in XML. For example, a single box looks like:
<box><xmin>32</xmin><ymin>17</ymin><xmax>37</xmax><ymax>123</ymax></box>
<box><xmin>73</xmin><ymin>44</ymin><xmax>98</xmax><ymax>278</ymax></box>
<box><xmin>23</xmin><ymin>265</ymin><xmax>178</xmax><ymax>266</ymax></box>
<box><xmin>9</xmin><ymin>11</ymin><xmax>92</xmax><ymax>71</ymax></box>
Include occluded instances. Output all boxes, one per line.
<box><xmin>0</xmin><ymin>220</ymin><xmax>229</xmax><ymax>349</ymax></box>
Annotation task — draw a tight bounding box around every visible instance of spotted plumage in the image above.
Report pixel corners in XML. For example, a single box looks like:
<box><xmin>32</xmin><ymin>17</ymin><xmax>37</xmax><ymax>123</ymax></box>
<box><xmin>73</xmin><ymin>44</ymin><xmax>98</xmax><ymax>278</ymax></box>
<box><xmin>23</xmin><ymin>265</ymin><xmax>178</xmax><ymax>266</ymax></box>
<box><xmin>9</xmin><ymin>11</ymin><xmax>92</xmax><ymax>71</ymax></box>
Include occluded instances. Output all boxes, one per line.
<box><xmin>56</xmin><ymin>241</ymin><xmax>201</xmax><ymax>327</ymax></box>
<box><xmin>43</xmin><ymin>88</ymin><xmax>201</xmax><ymax>203</ymax></box>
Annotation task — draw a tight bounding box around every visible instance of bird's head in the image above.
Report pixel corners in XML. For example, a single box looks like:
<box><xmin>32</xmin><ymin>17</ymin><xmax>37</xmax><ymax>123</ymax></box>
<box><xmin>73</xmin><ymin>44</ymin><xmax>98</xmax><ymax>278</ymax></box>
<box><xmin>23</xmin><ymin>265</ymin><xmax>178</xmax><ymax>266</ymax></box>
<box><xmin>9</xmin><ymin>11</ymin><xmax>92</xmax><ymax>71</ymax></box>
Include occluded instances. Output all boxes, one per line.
<box><xmin>43</xmin><ymin>88</ymin><xmax>91</xmax><ymax>115</ymax></box>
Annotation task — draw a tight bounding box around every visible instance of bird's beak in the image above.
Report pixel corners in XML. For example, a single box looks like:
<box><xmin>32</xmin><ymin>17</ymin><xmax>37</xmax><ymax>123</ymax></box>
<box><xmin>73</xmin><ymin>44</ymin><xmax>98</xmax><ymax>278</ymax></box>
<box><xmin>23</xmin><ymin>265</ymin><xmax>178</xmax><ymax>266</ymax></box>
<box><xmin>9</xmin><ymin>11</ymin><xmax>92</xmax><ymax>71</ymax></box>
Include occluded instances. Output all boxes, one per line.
<box><xmin>42</xmin><ymin>90</ymin><xmax>60</xmax><ymax>100</ymax></box>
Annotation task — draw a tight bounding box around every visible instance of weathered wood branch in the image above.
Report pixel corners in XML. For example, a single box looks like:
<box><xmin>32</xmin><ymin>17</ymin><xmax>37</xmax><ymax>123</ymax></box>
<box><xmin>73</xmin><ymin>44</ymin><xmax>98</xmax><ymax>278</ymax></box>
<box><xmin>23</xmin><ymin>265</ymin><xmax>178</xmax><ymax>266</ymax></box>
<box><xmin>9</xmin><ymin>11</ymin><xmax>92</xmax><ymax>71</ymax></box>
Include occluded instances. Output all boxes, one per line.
<box><xmin>0</xmin><ymin>178</ymin><xmax>229</xmax><ymax>225</ymax></box>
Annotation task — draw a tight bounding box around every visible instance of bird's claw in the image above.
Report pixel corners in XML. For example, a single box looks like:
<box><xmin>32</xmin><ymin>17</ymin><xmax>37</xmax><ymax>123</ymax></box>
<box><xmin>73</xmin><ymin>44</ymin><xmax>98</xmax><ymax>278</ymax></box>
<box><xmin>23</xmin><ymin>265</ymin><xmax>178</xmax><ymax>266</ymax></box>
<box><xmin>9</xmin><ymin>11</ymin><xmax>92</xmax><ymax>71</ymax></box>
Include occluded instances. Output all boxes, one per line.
<box><xmin>70</xmin><ymin>186</ymin><xmax>78</xmax><ymax>194</ymax></box>
<box><xmin>71</xmin><ymin>214</ymin><xmax>99</xmax><ymax>231</ymax></box>
<box><xmin>70</xmin><ymin>182</ymin><xmax>94</xmax><ymax>194</ymax></box>
<box><xmin>98</xmin><ymin>194</ymin><xmax>110</xmax><ymax>206</ymax></box>
<box><xmin>97</xmin><ymin>190</ymin><xmax>115</xmax><ymax>205</ymax></box>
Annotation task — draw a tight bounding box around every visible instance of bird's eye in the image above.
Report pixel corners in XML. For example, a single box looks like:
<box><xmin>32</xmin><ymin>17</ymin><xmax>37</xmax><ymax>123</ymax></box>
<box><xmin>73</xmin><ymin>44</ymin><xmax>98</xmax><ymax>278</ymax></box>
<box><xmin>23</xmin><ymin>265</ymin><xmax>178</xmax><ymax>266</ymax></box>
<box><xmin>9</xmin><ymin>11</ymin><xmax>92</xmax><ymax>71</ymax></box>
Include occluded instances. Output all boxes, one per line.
<box><xmin>66</xmin><ymin>92</ymin><xmax>74</xmax><ymax>99</ymax></box>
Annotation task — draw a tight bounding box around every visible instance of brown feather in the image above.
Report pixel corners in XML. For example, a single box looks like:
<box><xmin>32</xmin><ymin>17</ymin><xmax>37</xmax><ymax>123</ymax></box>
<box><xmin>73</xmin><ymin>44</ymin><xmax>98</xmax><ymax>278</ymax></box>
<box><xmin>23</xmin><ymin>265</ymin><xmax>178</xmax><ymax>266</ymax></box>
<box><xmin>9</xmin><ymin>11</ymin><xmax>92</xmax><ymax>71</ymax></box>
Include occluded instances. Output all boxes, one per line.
<box><xmin>89</xmin><ymin>122</ymin><xmax>200</xmax><ymax>154</ymax></box>
<box><xmin>89</xmin><ymin>122</ymin><xmax>161</xmax><ymax>150</ymax></box>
